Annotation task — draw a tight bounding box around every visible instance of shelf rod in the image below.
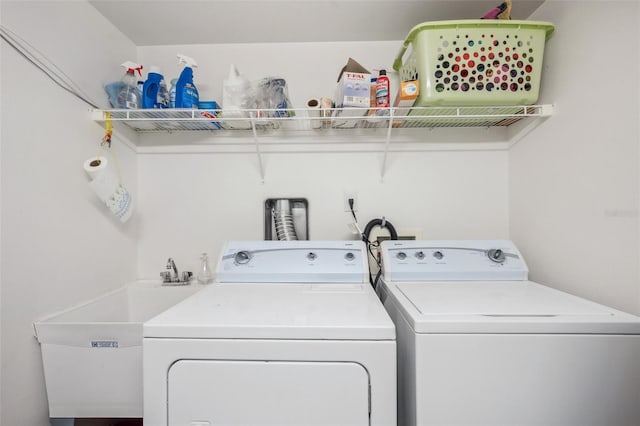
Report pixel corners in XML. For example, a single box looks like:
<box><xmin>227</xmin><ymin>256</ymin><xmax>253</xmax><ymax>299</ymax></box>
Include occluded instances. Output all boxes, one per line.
<box><xmin>380</xmin><ymin>108</ymin><xmax>395</xmax><ymax>182</ymax></box>
<box><xmin>249</xmin><ymin>112</ymin><xmax>265</xmax><ymax>183</ymax></box>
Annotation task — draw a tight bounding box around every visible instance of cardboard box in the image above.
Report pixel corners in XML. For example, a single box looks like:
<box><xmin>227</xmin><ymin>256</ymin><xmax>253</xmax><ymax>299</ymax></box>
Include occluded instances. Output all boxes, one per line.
<box><xmin>392</xmin><ymin>80</ymin><xmax>419</xmax><ymax>127</ymax></box>
<box><xmin>334</xmin><ymin>58</ymin><xmax>371</xmax><ymax>108</ymax></box>
<box><xmin>333</xmin><ymin>58</ymin><xmax>371</xmax><ymax>127</ymax></box>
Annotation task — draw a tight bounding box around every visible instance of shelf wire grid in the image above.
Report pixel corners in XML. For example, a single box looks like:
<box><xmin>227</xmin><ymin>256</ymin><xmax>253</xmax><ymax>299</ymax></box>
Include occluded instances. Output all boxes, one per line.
<box><xmin>94</xmin><ymin>105</ymin><xmax>548</xmax><ymax>132</ymax></box>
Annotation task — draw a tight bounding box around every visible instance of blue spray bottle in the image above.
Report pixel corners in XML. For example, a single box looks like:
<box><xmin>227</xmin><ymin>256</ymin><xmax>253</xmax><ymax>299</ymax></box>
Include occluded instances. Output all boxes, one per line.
<box><xmin>174</xmin><ymin>54</ymin><xmax>199</xmax><ymax>109</ymax></box>
<box><xmin>142</xmin><ymin>66</ymin><xmax>169</xmax><ymax>109</ymax></box>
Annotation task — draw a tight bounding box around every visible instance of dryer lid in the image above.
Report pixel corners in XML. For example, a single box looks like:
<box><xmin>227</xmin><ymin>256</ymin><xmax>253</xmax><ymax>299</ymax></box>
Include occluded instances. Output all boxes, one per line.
<box><xmin>144</xmin><ymin>282</ymin><xmax>395</xmax><ymax>340</ymax></box>
<box><xmin>392</xmin><ymin>281</ymin><xmax>640</xmax><ymax>334</ymax></box>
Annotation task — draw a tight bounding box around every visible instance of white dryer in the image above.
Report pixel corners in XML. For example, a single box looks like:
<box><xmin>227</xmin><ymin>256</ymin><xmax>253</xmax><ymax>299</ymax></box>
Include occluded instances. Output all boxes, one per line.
<box><xmin>377</xmin><ymin>240</ymin><xmax>640</xmax><ymax>426</ymax></box>
<box><xmin>144</xmin><ymin>240</ymin><xmax>396</xmax><ymax>426</ymax></box>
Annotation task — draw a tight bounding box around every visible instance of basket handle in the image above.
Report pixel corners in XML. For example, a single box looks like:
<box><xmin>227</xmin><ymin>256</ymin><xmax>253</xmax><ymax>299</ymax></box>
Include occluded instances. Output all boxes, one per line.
<box><xmin>393</xmin><ymin>23</ymin><xmax>430</xmax><ymax>71</ymax></box>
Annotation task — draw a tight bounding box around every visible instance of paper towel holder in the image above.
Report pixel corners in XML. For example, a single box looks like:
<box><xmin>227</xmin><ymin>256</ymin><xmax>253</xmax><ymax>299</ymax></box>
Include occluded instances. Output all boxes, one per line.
<box><xmin>264</xmin><ymin>198</ymin><xmax>308</xmax><ymax>240</ymax></box>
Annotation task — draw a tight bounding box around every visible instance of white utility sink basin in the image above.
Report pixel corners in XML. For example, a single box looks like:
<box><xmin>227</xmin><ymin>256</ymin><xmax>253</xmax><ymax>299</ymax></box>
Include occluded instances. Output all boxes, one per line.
<box><xmin>34</xmin><ymin>280</ymin><xmax>204</xmax><ymax>419</ymax></box>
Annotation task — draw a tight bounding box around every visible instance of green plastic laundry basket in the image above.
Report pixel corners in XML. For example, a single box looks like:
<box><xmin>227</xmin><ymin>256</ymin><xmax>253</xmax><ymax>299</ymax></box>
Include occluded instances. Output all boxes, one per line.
<box><xmin>393</xmin><ymin>20</ymin><xmax>555</xmax><ymax>108</ymax></box>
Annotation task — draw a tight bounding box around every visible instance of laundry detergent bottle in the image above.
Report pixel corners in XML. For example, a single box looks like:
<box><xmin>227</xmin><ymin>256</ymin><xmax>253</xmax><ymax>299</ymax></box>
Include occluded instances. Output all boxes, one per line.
<box><xmin>174</xmin><ymin>54</ymin><xmax>199</xmax><ymax>108</ymax></box>
<box><xmin>117</xmin><ymin>61</ymin><xmax>143</xmax><ymax>109</ymax></box>
<box><xmin>142</xmin><ymin>66</ymin><xmax>169</xmax><ymax>109</ymax></box>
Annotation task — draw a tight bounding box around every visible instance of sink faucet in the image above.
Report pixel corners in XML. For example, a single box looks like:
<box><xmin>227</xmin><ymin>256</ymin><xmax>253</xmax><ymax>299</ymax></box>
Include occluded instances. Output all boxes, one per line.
<box><xmin>160</xmin><ymin>258</ymin><xmax>193</xmax><ymax>285</ymax></box>
<box><xmin>167</xmin><ymin>258</ymin><xmax>179</xmax><ymax>281</ymax></box>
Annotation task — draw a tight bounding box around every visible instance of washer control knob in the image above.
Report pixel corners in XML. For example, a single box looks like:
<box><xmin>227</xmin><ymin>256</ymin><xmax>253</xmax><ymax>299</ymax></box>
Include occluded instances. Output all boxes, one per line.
<box><xmin>396</xmin><ymin>251</ymin><xmax>407</xmax><ymax>260</ymax></box>
<box><xmin>487</xmin><ymin>248</ymin><xmax>505</xmax><ymax>263</ymax></box>
<box><xmin>234</xmin><ymin>251</ymin><xmax>251</xmax><ymax>265</ymax></box>
<box><xmin>433</xmin><ymin>251</ymin><xmax>444</xmax><ymax>260</ymax></box>
<box><xmin>307</xmin><ymin>252</ymin><xmax>317</xmax><ymax>261</ymax></box>
<box><xmin>344</xmin><ymin>252</ymin><xmax>355</xmax><ymax>262</ymax></box>
<box><xmin>415</xmin><ymin>251</ymin><xmax>425</xmax><ymax>260</ymax></box>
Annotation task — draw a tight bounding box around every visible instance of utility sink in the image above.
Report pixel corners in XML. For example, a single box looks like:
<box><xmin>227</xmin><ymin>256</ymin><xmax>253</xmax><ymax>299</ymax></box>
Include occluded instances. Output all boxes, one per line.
<box><xmin>33</xmin><ymin>280</ymin><xmax>204</xmax><ymax>419</ymax></box>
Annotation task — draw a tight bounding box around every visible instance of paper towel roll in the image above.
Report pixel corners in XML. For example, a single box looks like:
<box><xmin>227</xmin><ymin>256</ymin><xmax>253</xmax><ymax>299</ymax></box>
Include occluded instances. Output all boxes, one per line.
<box><xmin>83</xmin><ymin>156</ymin><xmax>110</xmax><ymax>180</ymax></box>
<box><xmin>83</xmin><ymin>155</ymin><xmax>133</xmax><ymax>223</ymax></box>
<box><xmin>307</xmin><ymin>98</ymin><xmax>321</xmax><ymax>129</ymax></box>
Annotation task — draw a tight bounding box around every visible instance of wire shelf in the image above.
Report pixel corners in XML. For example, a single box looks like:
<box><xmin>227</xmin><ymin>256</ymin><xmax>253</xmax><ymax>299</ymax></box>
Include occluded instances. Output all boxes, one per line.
<box><xmin>93</xmin><ymin>105</ymin><xmax>552</xmax><ymax>133</ymax></box>
<box><xmin>91</xmin><ymin>104</ymin><xmax>553</xmax><ymax>182</ymax></box>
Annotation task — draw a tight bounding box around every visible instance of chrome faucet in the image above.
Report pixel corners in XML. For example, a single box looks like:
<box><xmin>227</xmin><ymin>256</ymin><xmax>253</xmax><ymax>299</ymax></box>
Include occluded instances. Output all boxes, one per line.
<box><xmin>160</xmin><ymin>258</ymin><xmax>193</xmax><ymax>285</ymax></box>
<box><xmin>167</xmin><ymin>258</ymin><xmax>179</xmax><ymax>281</ymax></box>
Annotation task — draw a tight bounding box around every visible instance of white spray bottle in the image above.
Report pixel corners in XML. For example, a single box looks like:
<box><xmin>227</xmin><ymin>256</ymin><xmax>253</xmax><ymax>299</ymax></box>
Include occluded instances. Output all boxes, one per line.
<box><xmin>118</xmin><ymin>61</ymin><xmax>143</xmax><ymax>109</ymax></box>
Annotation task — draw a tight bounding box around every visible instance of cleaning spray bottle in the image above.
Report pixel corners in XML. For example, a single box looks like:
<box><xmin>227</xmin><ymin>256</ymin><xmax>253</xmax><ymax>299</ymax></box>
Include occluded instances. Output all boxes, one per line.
<box><xmin>174</xmin><ymin>54</ymin><xmax>199</xmax><ymax>109</ymax></box>
<box><xmin>117</xmin><ymin>61</ymin><xmax>143</xmax><ymax>109</ymax></box>
<box><xmin>142</xmin><ymin>66</ymin><xmax>169</xmax><ymax>109</ymax></box>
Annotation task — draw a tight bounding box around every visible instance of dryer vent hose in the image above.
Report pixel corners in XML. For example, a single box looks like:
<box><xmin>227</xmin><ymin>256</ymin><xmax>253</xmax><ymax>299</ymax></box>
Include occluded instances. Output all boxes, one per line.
<box><xmin>362</xmin><ymin>218</ymin><xmax>398</xmax><ymax>243</ymax></box>
<box><xmin>273</xmin><ymin>199</ymin><xmax>298</xmax><ymax>241</ymax></box>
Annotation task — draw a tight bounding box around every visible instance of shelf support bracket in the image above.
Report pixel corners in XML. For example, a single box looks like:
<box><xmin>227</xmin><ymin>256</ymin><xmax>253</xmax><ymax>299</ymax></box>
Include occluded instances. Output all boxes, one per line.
<box><xmin>249</xmin><ymin>112</ymin><xmax>265</xmax><ymax>183</ymax></box>
<box><xmin>507</xmin><ymin>104</ymin><xmax>554</xmax><ymax>148</ymax></box>
<box><xmin>380</xmin><ymin>108</ymin><xmax>395</xmax><ymax>182</ymax></box>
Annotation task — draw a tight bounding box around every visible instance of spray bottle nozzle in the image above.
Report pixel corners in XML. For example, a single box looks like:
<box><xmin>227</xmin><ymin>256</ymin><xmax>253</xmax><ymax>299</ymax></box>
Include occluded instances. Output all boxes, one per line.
<box><xmin>121</xmin><ymin>61</ymin><xmax>143</xmax><ymax>76</ymax></box>
<box><xmin>177</xmin><ymin>54</ymin><xmax>198</xmax><ymax>68</ymax></box>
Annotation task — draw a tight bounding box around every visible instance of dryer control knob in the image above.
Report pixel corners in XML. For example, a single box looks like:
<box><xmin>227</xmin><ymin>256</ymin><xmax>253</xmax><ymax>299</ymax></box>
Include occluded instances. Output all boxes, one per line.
<box><xmin>433</xmin><ymin>251</ymin><xmax>444</xmax><ymax>260</ymax></box>
<box><xmin>307</xmin><ymin>252</ymin><xmax>317</xmax><ymax>261</ymax></box>
<box><xmin>396</xmin><ymin>251</ymin><xmax>407</xmax><ymax>260</ymax></box>
<box><xmin>234</xmin><ymin>251</ymin><xmax>251</xmax><ymax>264</ymax></box>
<box><xmin>487</xmin><ymin>248</ymin><xmax>505</xmax><ymax>263</ymax></box>
<box><xmin>415</xmin><ymin>251</ymin><xmax>425</xmax><ymax>260</ymax></box>
<box><xmin>344</xmin><ymin>252</ymin><xmax>355</xmax><ymax>261</ymax></box>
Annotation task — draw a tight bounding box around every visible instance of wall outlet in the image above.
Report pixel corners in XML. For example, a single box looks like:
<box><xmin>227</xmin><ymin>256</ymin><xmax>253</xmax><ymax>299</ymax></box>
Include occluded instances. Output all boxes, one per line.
<box><xmin>344</xmin><ymin>193</ymin><xmax>358</xmax><ymax>212</ymax></box>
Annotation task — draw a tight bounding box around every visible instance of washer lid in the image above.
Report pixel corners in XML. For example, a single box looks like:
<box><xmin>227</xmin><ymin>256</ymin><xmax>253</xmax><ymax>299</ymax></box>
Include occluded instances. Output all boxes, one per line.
<box><xmin>391</xmin><ymin>281</ymin><xmax>640</xmax><ymax>334</ymax></box>
<box><xmin>144</xmin><ymin>282</ymin><xmax>395</xmax><ymax>340</ymax></box>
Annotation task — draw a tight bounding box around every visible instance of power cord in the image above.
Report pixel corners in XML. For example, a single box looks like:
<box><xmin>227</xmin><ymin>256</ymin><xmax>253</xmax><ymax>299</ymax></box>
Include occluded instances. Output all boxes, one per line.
<box><xmin>361</xmin><ymin>218</ymin><xmax>398</xmax><ymax>288</ymax></box>
<box><xmin>347</xmin><ymin>200</ymin><xmax>398</xmax><ymax>287</ymax></box>
<box><xmin>0</xmin><ymin>25</ymin><xmax>99</xmax><ymax>109</ymax></box>
<box><xmin>348</xmin><ymin>198</ymin><xmax>358</xmax><ymax>222</ymax></box>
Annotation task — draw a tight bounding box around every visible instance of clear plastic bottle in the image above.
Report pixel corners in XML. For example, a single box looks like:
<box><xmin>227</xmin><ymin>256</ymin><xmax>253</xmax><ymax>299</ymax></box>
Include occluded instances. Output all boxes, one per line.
<box><xmin>169</xmin><ymin>78</ymin><xmax>178</xmax><ymax>108</ymax></box>
<box><xmin>117</xmin><ymin>61</ymin><xmax>143</xmax><ymax>109</ymax></box>
<box><xmin>197</xmin><ymin>253</ymin><xmax>213</xmax><ymax>284</ymax></box>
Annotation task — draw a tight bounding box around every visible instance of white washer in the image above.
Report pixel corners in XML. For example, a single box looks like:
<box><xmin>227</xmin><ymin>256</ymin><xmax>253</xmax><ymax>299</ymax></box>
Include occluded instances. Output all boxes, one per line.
<box><xmin>144</xmin><ymin>240</ymin><xmax>396</xmax><ymax>426</ymax></box>
<box><xmin>377</xmin><ymin>240</ymin><xmax>640</xmax><ymax>426</ymax></box>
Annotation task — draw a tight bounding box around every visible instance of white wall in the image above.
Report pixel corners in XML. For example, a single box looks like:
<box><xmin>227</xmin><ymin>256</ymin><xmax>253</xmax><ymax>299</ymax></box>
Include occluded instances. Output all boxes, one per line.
<box><xmin>136</xmin><ymin>150</ymin><xmax>509</xmax><ymax>277</ymax></box>
<box><xmin>510</xmin><ymin>1</ymin><xmax>640</xmax><ymax>314</ymax></box>
<box><xmin>135</xmin><ymin>42</ymin><xmax>511</xmax><ymax>277</ymax></box>
<box><xmin>0</xmin><ymin>2</ymin><xmax>138</xmax><ymax>425</ymax></box>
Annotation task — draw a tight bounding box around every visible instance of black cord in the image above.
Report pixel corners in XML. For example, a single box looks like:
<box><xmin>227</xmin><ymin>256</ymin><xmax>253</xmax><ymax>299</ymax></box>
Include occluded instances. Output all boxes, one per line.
<box><xmin>0</xmin><ymin>30</ymin><xmax>99</xmax><ymax>109</ymax></box>
<box><xmin>348</xmin><ymin>198</ymin><xmax>358</xmax><ymax>222</ymax></box>
<box><xmin>367</xmin><ymin>240</ymin><xmax>380</xmax><ymax>267</ymax></box>
<box><xmin>372</xmin><ymin>268</ymin><xmax>383</xmax><ymax>289</ymax></box>
<box><xmin>361</xmin><ymin>218</ymin><xmax>398</xmax><ymax>287</ymax></box>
